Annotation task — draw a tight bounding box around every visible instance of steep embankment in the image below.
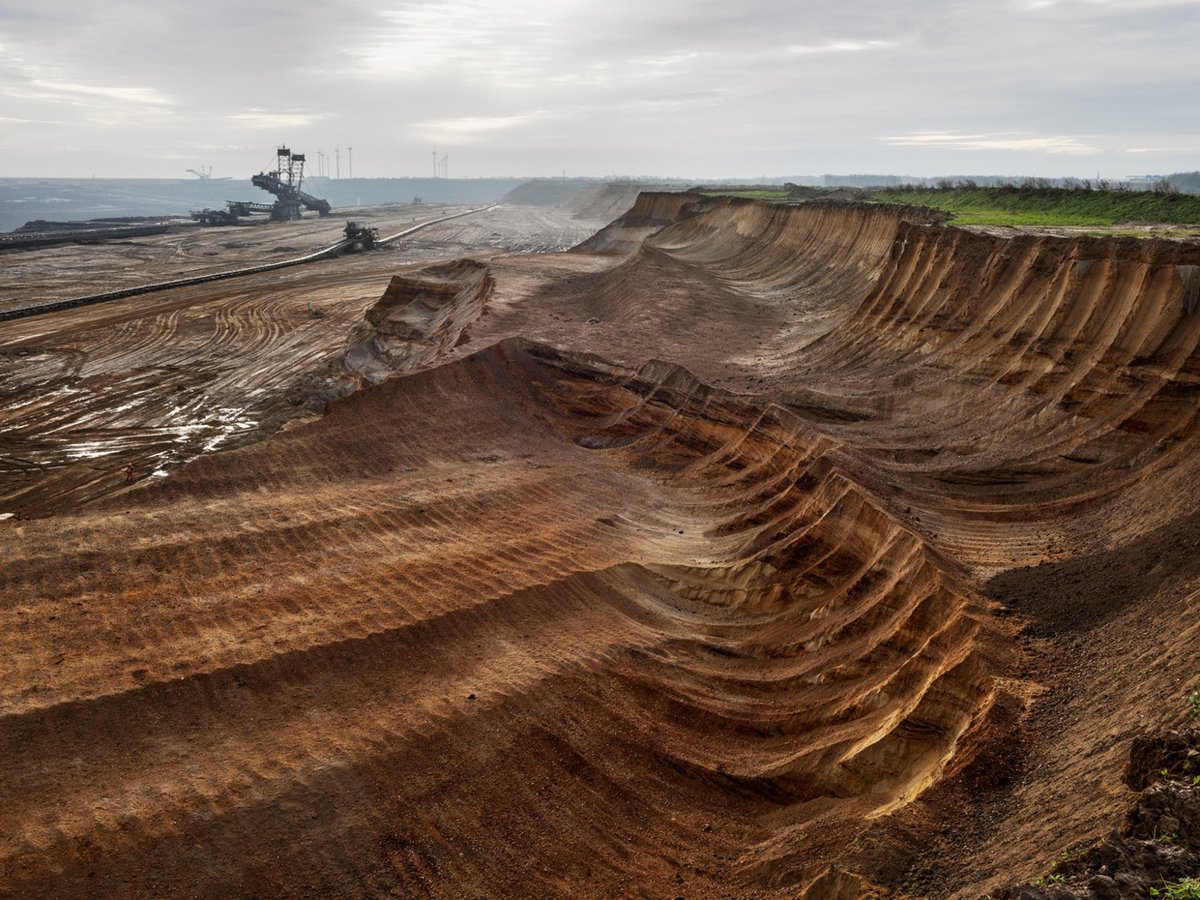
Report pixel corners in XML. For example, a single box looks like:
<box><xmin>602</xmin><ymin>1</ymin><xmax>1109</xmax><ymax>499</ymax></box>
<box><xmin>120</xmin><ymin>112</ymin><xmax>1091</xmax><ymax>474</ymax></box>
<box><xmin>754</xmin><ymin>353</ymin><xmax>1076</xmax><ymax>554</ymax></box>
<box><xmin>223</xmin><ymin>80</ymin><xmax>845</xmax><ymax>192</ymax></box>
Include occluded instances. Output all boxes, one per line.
<box><xmin>776</xmin><ymin>225</ymin><xmax>1200</xmax><ymax>571</ymax></box>
<box><xmin>564</xmin><ymin>182</ymin><xmax>678</xmax><ymax>221</ymax></box>
<box><xmin>564</xmin><ymin>199</ymin><xmax>1200</xmax><ymax>890</ymax></box>
<box><xmin>778</xmin><ymin>222</ymin><xmax>1200</xmax><ymax>894</ymax></box>
<box><xmin>3</xmin><ymin>194</ymin><xmax>1200</xmax><ymax>897</ymax></box>
<box><xmin>480</xmin><ymin>195</ymin><xmax>925</xmax><ymax>378</ymax></box>
<box><xmin>578</xmin><ymin>190</ymin><xmax>703</xmax><ymax>255</ymax></box>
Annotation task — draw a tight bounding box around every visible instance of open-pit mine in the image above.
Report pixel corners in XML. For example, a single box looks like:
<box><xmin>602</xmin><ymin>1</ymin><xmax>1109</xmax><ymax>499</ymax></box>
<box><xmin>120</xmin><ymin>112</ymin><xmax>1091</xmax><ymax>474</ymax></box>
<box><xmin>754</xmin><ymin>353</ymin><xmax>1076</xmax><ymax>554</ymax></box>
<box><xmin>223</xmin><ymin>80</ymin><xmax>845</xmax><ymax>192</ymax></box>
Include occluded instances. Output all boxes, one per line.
<box><xmin>2</xmin><ymin>190</ymin><xmax>1199</xmax><ymax>898</ymax></box>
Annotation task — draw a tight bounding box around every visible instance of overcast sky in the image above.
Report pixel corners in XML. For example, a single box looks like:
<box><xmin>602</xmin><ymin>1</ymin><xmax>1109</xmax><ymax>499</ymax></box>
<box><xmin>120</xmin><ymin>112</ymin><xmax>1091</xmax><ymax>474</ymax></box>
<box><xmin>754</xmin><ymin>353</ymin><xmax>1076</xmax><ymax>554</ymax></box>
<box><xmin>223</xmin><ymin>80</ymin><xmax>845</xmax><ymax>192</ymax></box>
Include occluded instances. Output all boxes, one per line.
<box><xmin>1</xmin><ymin>0</ymin><xmax>1197</xmax><ymax>179</ymax></box>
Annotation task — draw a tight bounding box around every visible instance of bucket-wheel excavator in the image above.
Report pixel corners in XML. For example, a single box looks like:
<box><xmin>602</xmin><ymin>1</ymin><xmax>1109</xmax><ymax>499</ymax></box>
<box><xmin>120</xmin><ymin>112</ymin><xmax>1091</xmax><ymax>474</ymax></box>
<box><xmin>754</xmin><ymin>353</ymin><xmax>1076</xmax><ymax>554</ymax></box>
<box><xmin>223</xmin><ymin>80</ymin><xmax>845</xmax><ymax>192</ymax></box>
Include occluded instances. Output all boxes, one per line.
<box><xmin>192</xmin><ymin>147</ymin><xmax>331</xmax><ymax>225</ymax></box>
<box><xmin>251</xmin><ymin>147</ymin><xmax>332</xmax><ymax>221</ymax></box>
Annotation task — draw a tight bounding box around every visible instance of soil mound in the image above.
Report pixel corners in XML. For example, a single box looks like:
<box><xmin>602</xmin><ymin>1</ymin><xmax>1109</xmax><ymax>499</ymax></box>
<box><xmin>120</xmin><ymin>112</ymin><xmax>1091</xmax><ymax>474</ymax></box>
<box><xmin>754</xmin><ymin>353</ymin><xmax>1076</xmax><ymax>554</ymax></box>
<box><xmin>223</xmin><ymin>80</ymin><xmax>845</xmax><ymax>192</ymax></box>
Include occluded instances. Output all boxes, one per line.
<box><xmin>338</xmin><ymin>258</ymin><xmax>493</xmax><ymax>384</ymax></box>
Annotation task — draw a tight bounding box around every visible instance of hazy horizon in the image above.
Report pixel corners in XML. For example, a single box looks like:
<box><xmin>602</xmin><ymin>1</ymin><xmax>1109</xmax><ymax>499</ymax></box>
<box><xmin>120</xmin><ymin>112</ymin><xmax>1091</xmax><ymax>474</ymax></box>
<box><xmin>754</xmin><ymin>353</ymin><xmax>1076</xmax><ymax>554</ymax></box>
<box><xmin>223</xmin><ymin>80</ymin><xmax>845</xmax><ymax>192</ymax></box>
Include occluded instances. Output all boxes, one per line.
<box><xmin>2</xmin><ymin>0</ymin><xmax>1197</xmax><ymax>180</ymax></box>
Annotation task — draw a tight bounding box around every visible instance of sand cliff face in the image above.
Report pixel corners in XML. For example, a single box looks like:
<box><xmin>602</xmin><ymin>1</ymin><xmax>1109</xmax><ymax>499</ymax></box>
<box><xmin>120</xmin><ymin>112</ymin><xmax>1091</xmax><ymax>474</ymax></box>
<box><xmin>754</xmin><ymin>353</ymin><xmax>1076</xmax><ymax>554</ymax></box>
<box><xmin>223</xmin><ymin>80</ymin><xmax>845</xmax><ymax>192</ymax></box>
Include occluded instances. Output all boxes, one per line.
<box><xmin>3</xmin><ymin>196</ymin><xmax>1200</xmax><ymax>897</ymax></box>
<box><xmin>774</xmin><ymin>219</ymin><xmax>1200</xmax><ymax>569</ymax></box>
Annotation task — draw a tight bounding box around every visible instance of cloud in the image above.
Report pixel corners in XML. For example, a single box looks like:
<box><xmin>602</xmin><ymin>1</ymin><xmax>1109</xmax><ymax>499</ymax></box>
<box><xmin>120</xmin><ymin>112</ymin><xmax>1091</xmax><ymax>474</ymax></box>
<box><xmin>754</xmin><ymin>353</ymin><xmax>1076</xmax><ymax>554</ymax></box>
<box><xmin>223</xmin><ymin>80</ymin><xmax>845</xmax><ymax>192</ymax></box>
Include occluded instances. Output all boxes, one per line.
<box><xmin>1015</xmin><ymin>0</ymin><xmax>1190</xmax><ymax>8</ymax></box>
<box><xmin>26</xmin><ymin>80</ymin><xmax>171</xmax><ymax>106</ymax></box>
<box><xmin>884</xmin><ymin>131</ymin><xmax>1104</xmax><ymax>155</ymax></box>
<box><xmin>0</xmin><ymin>115</ymin><xmax>64</xmax><ymax>125</ymax></box>
<box><xmin>784</xmin><ymin>39</ymin><xmax>898</xmax><ymax>54</ymax></box>
<box><xmin>1126</xmin><ymin>146</ymin><xmax>1198</xmax><ymax>154</ymax></box>
<box><xmin>362</xmin><ymin>1</ymin><xmax>564</xmax><ymax>86</ymax></box>
<box><xmin>226</xmin><ymin>111</ymin><xmax>328</xmax><ymax>129</ymax></box>
<box><xmin>0</xmin><ymin>0</ymin><xmax>1197</xmax><ymax>177</ymax></box>
<box><xmin>413</xmin><ymin>113</ymin><xmax>544</xmax><ymax>145</ymax></box>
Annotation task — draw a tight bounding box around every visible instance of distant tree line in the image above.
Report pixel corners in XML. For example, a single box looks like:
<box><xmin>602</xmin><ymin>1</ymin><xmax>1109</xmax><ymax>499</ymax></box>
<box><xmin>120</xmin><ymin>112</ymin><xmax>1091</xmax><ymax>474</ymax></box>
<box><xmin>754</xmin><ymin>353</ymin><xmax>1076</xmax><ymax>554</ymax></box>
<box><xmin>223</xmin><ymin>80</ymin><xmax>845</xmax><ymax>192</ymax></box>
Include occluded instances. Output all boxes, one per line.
<box><xmin>875</xmin><ymin>176</ymin><xmax>1186</xmax><ymax>196</ymax></box>
<box><xmin>1166</xmin><ymin>171</ymin><xmax>1200</xmax><ymax>194</ymax></box>
<box><xmin>816</xmin><ymin>172</ymin><xmax>1200</xmax><ymax>194</ymax></box>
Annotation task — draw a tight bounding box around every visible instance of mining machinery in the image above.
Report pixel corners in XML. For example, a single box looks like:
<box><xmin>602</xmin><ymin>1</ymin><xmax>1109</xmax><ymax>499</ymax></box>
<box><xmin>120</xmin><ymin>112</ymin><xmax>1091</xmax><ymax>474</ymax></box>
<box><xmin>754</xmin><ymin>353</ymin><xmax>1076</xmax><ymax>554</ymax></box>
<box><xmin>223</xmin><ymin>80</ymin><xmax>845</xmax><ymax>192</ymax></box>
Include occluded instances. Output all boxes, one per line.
<box><xmin>190</xmin><ymin>147</ymin><xmax>333</xmax><ymax>226</ymax></box>
<box><xmin>251</xmin><ymin>147</ymin><xmax>332</xmax><ymax>221</ymax></box>
<box><xmin>189</xmin><ymin>201</ymin><xmax>276</xmax><ymax>227</ymax></box>
<box><xmin>342</xmin><ymin>221</ymin><xmax>378</xmax><ymax>250</ymax></box>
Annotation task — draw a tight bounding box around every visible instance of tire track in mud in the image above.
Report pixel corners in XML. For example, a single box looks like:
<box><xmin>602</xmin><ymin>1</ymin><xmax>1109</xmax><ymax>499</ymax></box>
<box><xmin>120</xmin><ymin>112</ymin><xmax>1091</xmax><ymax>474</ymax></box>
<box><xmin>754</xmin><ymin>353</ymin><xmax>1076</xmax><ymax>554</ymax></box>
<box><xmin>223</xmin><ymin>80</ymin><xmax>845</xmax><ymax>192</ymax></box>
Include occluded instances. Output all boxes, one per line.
<box><xmin>0</xmin><ymin>208</ymin><xmax>601</xmax><ymax>517</ymax></box>
<box><xmin>0</xmin><ymin>207</ymin><xmax>494</xmax><ymax>323</ymax></box>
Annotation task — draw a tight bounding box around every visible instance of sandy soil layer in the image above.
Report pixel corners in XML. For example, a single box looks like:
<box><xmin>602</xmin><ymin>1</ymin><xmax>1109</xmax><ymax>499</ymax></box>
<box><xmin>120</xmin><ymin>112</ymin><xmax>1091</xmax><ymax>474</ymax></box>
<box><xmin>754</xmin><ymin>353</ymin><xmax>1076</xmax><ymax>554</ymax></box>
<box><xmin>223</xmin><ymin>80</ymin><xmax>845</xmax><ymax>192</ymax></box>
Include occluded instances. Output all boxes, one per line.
<box><xmin>1</xmin><ymin>195</ymin><xmax>1199</xmax><ymax>897</ymax></box>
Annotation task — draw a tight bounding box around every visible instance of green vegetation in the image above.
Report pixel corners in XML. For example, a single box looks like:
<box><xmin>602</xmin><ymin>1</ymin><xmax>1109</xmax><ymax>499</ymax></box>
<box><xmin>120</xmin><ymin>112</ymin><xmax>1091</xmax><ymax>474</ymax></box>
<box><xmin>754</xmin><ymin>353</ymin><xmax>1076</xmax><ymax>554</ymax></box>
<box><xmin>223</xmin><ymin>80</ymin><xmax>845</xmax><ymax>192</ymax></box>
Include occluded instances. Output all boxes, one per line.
<box><xmin>1187</xmin><ymin>689</ymin><xmax>1200</xmax><ymax>719</ymax></box>
<box><xmin>868</xmin><ymin>185</ymin><xmax>1200</xmax><ymax>227</ymax></box>
<box><xmin>698</xmin><ymin>189</ymin><xmax>792</xmax><ymax>201</ymax></box>
<box><xmin>697</xmin><ymin>182</ymin><xmax>1200</xmax><ymax>229</ymax></box>
<box><xmin>1150</xmin><ymin>878</ymin><xmax>1200</xmax><ymax>899</ymax></box>
<box><xmin>1157</xmin><ymin>768</ymin><xmax>1200</xmax><ymax>785</ymax></box>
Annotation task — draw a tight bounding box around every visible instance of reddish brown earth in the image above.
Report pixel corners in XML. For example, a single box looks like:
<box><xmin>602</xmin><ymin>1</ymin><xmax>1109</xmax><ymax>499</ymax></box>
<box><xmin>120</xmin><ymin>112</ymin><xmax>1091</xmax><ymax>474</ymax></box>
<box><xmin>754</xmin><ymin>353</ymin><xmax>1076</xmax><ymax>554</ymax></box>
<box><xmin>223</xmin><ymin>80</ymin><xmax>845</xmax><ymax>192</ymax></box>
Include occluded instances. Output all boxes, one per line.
<box><xmin>2</xmin><ymin>194</ymin><xmax>1199</xmax><ymax>898</ymax></box>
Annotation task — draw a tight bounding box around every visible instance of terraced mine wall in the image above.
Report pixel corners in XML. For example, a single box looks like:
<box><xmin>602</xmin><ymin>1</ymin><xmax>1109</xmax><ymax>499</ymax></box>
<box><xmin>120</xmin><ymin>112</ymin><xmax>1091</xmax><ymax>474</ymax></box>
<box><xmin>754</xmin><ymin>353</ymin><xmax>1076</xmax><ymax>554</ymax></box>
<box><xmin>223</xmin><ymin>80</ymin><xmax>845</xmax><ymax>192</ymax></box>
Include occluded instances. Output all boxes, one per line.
<box><xmin>789</xmin><ymin>212</ymin><xmax>1200</xmax><ymax>557</ymax></box>
<box><xmin>3</xmin><ymin>194</ymin><xmax>1200</xmax><ymax>897</ymax></box>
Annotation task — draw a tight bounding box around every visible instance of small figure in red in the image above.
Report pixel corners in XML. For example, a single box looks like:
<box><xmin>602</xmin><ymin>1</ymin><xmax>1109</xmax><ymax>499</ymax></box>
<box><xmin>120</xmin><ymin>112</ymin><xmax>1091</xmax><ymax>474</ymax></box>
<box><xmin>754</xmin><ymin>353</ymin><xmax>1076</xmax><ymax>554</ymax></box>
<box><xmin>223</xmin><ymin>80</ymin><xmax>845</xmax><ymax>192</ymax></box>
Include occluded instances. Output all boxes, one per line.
<box><xmin>123</xmin><ymin>464</ymin><xmax>135</xmax><ymax>483</ymax></box>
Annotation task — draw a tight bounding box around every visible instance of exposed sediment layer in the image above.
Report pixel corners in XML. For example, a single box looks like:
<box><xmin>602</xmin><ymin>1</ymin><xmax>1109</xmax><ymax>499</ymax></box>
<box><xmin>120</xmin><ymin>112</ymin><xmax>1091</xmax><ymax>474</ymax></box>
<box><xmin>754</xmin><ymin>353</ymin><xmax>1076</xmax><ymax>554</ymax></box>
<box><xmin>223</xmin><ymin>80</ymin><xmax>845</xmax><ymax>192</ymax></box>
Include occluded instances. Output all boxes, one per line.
<box><xmin>775</xmin><ymin>220</ymin><xmax>1200</xmax><ymax>573</ymax></box>
<box><xmin>3</xmin><ymin>195</ymin><xmax>1200</xmax><ymax>897</ymax></box>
